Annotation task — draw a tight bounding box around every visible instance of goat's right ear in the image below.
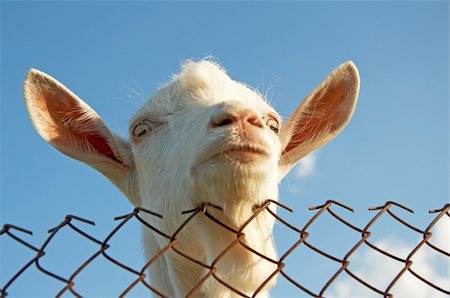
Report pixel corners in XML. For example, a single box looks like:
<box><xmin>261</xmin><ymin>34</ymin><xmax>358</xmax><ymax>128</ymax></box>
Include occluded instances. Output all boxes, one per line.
<box><xmin>23</xmin><ymin>69</ymin><xmax>140</xmax><ymax>206</ymax></box>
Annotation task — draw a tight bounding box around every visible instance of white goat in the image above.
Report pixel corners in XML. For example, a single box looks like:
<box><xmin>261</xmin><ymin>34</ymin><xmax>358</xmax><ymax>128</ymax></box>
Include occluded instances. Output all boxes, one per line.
<box><xmin>23</xmin><ymin>60</ymin><xmax>359</xmax><ymax>297</ymax></box>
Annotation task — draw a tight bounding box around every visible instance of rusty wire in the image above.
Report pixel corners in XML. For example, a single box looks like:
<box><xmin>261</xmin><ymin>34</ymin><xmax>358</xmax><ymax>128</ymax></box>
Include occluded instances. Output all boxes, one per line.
<box><xmin>1</xmin><ymin>200</ymin><xmax>449</xmax><ymax>297</ymax></box>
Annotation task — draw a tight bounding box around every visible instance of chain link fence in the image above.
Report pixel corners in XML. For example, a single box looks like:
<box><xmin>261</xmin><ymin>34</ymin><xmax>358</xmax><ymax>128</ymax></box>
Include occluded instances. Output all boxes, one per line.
<box><xmin>1</xmin><ymin>200</ymin><xmax>449</xmax><ymax>297</ymax></box>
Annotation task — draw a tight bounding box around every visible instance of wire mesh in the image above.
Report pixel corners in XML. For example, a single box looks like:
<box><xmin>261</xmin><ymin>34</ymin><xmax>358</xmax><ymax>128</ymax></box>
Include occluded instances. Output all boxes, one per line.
<box><xmin>1</xmin><ymin>200</ymin><xmax>449</xmax><ymax>297</ymax></box>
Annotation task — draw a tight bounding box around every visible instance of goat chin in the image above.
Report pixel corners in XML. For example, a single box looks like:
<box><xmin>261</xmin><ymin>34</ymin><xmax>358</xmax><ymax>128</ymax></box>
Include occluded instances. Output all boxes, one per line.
<box><xmin>192</xmin><ymin>157</ymin><xmax>278</xmax><ymax>220</ymax></box>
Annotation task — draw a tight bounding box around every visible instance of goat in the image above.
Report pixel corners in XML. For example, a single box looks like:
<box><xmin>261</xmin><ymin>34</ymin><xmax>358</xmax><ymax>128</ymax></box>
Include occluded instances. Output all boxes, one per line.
<box><xmin>23</xmin><ymin>60</ymin><xmax>359</xmax><ymax>297</ymax></box>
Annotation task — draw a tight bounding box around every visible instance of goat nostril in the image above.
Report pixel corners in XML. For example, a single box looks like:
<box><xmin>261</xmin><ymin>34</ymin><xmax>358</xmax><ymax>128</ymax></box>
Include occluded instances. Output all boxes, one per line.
<box><xmin>212</xmin><ymin>113</ymin><xmax>264</xmax><ymax>129</ymax></box>
<box><xmin>211</xmin><ymin>108</ymin><xmax>263</xmax><ymax>129</ymax></box>
<box><xmin>247</xmin><ymin>116</ymin><xmax>263</xmax><ymax>128</ymax></box>
<box><xmin>216</xmin><ymin>118</ymin><xmax>234</xmax><ymax>127</ymax></box>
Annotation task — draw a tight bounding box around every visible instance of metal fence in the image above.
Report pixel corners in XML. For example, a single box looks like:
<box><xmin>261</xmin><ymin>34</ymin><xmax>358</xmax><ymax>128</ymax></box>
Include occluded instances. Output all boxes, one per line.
<box><xmin>1</xmin><ymin>200</ymin><xmax>449</xmax><ymax>298</ymax></box>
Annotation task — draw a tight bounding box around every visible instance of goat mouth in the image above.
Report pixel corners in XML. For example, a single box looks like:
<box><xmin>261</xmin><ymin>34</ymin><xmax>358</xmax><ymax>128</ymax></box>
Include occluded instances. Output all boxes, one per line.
<box><xmin>224</xmin><ymin>146</ymin><xmax>266</xmax><ymax>155</ymax></box>
<box><xmin>192</xmin><ymin>144</ymin><xmax>270</xmax><ymax>175</ymax></box>
<box><xmin>213</xmin><ymin>145</ymin><xmax>269</xmax><ymax>162</ymax></box>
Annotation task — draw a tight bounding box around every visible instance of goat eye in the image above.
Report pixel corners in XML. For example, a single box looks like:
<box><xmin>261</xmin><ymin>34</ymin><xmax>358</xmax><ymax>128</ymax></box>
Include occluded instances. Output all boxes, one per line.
<box><xmin>265</xmin><ymin>116</ymin><xmax>280</xmax><ymax>134</ymax></box>
<box><xmin>132</xmin><ymin>120</ymin><xmax>158</xmax><ymax>140</ymax></box>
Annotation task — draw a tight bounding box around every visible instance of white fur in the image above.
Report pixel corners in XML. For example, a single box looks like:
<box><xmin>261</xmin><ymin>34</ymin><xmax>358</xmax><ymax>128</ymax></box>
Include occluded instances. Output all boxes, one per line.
<box><xmin>23</xmin><ymin>59</ymin><xmax>360</xmax><ymax>297</ymax></box>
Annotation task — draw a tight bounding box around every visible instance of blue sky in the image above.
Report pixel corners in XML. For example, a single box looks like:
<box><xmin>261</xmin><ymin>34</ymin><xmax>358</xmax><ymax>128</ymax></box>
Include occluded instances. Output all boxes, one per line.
<box><xmin>1</xmin><ymin>1</ymin><xmax>448</xmax><ymax>297</ymax></box>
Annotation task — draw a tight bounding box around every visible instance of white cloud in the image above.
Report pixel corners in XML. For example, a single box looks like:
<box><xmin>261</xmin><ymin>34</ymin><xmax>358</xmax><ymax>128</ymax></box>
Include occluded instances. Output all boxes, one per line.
<box><xmin>295</xmin><ymin>153</ymin><xmax>317</xmax><ymax>178</ymax></box>
<box><xmin>328</xmin><ymin>219</ymin><xmax>450</xmax><ymax>298</ymax></box>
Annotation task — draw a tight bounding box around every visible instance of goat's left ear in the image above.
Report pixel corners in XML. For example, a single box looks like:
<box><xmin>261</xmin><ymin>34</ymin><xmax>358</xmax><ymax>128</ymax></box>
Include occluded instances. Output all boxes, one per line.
<box><xmin>279</xmin><ymin>62</ymin><xmax>360</xmax><ymax>177</ymax></box>
<box><xmin>23</xmin><ymin>69</ymin><xmax>139</xmax><ymax>205</ymax></box>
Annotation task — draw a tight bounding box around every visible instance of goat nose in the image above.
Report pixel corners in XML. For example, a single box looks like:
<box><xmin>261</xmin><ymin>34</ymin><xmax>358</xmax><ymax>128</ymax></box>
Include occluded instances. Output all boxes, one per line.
<box><xmin>211</xmin><ymin>106</ymin><xmax>263</xmax><ymax>129</ymax></box>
